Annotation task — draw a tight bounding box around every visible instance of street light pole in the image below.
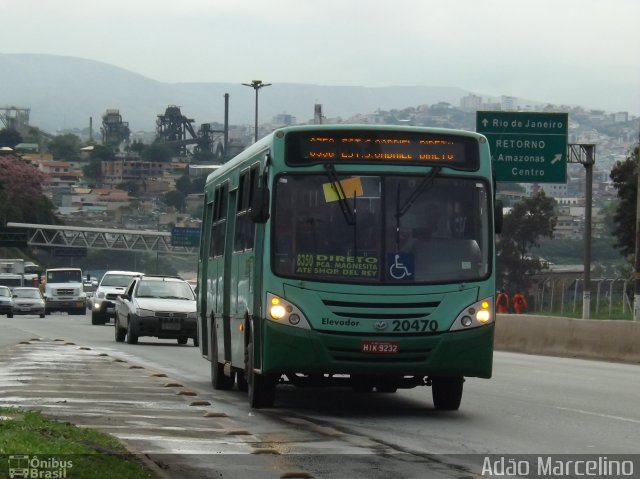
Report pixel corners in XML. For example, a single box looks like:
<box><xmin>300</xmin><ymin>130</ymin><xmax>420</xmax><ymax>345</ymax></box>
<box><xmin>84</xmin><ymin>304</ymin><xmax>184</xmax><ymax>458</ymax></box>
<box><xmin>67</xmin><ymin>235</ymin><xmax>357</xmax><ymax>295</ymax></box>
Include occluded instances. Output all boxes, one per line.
<box><xmin>242</xmin><ymin>80</ymin><xmax>271</xmax><ymax>143</ymax></box>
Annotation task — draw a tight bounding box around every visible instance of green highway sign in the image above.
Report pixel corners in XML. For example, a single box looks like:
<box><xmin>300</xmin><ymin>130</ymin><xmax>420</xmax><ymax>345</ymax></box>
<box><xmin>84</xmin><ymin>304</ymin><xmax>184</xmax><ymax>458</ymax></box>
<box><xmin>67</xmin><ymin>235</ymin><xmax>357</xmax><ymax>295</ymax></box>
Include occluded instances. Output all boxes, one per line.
<box><xmin>171</xmin><ymin>227</ymin><xmax>201</xmax><ymax>247</ymax></box>
<box><xmin>476</xmin><ymin>111</ymin><xmax>568</xmax><ymax>183</ymax></box>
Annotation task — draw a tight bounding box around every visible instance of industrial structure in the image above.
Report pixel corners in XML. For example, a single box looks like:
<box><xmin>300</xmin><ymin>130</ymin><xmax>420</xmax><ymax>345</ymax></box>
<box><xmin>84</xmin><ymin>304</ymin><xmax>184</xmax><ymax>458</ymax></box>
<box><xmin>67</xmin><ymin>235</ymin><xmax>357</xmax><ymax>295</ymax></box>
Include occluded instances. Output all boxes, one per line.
<box><xmin>155</xmin><ymin>105</ymin><xmax>223</xmax><ymax>158</ymax></box>
<box><xmin>0</xmin><ymin>105</ymin><xmax>54</xmax><ymax>140</ymax></box>
<box><xmin>101</xmin><ymin>109</ymin><xmax>131</xmax><ymax>148</ymax></box>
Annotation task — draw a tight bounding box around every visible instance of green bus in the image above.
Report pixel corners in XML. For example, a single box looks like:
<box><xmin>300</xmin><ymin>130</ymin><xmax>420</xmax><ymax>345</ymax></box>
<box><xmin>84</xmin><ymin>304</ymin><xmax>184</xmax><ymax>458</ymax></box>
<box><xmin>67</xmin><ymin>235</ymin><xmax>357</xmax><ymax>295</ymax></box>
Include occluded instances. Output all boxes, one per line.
<box><xmin>197</xmin><ymin>125</ymin><xmax>502</xmax><ymax>409</ymax></box>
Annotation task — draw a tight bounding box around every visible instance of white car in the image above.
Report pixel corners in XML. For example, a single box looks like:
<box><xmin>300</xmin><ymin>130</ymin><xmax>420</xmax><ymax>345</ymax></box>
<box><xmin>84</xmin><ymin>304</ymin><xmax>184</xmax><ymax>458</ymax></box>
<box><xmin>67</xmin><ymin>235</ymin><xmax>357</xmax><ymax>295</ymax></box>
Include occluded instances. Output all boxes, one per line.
<box><xmin>92</xmin><ymin>271</ymin><xmax>142</xmax><ymax>325</ymax></box>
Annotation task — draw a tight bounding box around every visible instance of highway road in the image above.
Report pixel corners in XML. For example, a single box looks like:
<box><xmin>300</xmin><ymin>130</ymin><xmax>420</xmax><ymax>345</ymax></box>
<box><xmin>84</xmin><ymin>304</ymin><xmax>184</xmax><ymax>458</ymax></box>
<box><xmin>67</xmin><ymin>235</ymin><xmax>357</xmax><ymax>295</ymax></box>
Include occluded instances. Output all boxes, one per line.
<box><xmin>1</xmin><ymin>312</ymin><xmax>638</xmax><ymax>478</ymax></box>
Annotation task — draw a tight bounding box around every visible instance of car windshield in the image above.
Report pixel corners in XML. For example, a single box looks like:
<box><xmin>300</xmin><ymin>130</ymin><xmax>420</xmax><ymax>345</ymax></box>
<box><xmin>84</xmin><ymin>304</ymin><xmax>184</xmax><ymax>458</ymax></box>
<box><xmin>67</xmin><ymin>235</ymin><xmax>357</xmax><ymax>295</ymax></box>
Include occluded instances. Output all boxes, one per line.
<box><xmin>0</xmin><ymin>287</ymin><xmax>11</xmax><ymax>298</ymax></box>
<box><xmin>13</xmin><ymin>289</ymin><xmax>42</xmax><ymax>299</ymax></box>
<box><xmin>101</xmin><ymin>274</ymin><xmax>139</xmax><ymax>287</ymax></box>
<box><xmin>136</xmin><ymin>280</ymin><xmax>195</xmax><ymax>300</ymax></box>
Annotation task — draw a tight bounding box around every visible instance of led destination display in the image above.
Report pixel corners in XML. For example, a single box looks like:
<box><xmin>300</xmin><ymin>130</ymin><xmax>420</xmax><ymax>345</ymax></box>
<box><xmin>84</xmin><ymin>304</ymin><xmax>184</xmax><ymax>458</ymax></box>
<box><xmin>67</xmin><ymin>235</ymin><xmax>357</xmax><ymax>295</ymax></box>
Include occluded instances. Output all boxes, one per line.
<box><xmin>285</xmin><ymin>130</ymin><xmax>479</xmax><ymax>170</ymax></box>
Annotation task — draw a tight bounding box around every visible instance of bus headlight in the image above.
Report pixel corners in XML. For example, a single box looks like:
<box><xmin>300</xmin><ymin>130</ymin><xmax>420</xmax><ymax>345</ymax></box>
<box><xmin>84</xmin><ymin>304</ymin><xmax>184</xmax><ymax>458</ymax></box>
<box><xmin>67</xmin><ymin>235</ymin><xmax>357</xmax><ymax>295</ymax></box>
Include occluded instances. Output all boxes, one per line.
<box><xmin>267</xmin><ymin>293</ymin><xmax>310</xmax><ymax>329</ymax></box>
<box><xmin>449</xmin><ymin>297</ymin><xmax>494</xmax><ymax>331</ymax></box>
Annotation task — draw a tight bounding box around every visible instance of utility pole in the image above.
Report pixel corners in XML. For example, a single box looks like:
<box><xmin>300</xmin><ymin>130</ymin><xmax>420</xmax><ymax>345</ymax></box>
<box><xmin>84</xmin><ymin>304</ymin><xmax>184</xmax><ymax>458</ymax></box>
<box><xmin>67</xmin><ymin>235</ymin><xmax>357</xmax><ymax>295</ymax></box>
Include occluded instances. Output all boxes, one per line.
<box><xmin>242</xmin><ymin>80</ymin><xmax>271</xmax><ymax>143</ymax></box>
<box><xmin>568</xmin><ymin>144</ymin><xmax>595</xmax><ymax>319</ymax></box>
<box><xmin>634</xmin><ymin>127</ymin><xmax>640</xmax><ymax>321</ymax></box>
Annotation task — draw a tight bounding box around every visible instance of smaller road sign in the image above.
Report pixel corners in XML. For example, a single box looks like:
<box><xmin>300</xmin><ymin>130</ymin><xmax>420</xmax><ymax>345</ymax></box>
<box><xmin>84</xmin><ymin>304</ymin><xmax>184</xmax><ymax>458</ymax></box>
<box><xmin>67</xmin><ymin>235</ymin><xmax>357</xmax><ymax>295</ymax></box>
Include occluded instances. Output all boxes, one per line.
<box><xmin>171</xmin><ymin>227</ymin><xmax>201</xmax><ymax>247</ymax></box>
<box><xmin>476</xmin><ymin>111</ymin><xmax>568</xmax><ymax>183</ymax></box>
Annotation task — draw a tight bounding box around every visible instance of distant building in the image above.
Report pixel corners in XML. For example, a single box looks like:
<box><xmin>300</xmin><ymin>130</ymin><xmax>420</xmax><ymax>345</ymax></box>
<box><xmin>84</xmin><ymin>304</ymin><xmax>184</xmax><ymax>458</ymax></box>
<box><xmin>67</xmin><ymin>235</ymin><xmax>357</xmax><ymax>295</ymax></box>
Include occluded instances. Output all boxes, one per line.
<box><xmin>501</xmin><ymin>96</ymin><xmax>517</xmax><ymax>111</ymax></box>
<box><xmin>459</xmin><ymin>94</ymin><xmax>483</xmax><ymax>111</ymax></box>
<box><xmin>272</xmin><ymin>113</ymin><xmax>297</xmax><ymax>125</ymax></box>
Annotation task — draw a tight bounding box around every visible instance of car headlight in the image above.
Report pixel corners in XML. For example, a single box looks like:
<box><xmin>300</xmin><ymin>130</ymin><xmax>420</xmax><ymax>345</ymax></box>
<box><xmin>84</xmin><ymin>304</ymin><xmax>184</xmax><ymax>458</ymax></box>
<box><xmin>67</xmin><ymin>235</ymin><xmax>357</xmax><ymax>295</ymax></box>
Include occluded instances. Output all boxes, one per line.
<box><xmin>267</xmin><ymin>293</ymin><xmax>310</xmax><ymax>329</ymax></box>
<box><xmin>136</xmin><ymin>308</ymin><xmax>155</xmax><ymax>318</ymax></box>
<box><xmin>95</xmin><ymin>291</ymin><xmax>106</xmax><ymax>299</ymax></box>
<box><xmin>449</xmin><ymin>297</ymin><xmax>494</xmax><ymax>331</ymax></box>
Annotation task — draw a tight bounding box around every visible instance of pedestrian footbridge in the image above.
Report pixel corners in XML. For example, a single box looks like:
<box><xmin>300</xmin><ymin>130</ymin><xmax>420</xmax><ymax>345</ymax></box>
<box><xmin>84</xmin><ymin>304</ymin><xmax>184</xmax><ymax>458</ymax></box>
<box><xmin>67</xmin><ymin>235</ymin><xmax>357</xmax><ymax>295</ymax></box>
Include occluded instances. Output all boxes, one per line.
<box><xmin>6</xmin><ymin>222</ymin><xmax>196</xmax><ymax>255</ymax></box>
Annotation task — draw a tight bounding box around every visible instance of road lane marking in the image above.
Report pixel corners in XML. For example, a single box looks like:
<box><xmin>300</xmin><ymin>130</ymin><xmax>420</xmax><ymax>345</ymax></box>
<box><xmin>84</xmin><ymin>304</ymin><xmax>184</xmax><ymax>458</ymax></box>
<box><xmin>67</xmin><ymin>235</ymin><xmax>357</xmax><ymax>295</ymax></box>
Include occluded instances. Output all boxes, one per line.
<box><xmin>554</xmin><ymin>406</ymin><xmax>640</xmax><ymax>424</ymax></box>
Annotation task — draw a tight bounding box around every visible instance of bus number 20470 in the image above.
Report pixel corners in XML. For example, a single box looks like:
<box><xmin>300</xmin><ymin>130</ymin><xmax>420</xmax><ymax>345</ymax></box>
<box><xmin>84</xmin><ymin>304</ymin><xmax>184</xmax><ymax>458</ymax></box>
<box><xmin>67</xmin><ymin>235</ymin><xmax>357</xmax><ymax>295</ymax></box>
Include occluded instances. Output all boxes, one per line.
<box><xmin>392</xmin><ymin>319</ymin><xmax>438</xmax><ymax>332</ymax></box>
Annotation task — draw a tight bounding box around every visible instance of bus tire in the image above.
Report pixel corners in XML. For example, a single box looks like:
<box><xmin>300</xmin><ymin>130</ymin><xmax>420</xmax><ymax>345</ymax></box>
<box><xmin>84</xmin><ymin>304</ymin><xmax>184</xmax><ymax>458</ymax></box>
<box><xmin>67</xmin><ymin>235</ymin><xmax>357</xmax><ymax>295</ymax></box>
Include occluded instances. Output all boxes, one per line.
<box><xmin>211</xmin><ymin>329</ymin><xmax>234</xmax><ymax>390</ymax></box>
<box><xmin>246</xmin><ymin>337</ymin><xmax>276</xmax><ymax>408</ymax></box>
<box><xmin>432</xmin><ymin>376</ymin><xmax>464</xmax><ymax>411</ymax></box>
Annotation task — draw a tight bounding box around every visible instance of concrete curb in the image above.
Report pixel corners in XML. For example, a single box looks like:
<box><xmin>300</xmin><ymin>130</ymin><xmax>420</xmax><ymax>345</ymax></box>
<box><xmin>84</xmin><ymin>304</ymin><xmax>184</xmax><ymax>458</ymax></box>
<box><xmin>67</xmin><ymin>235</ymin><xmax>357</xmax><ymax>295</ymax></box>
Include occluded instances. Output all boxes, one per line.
<box><xmin>494</xmin><ymin>314</ymin><xmax>640</xmax><ymax>363</ymax></box>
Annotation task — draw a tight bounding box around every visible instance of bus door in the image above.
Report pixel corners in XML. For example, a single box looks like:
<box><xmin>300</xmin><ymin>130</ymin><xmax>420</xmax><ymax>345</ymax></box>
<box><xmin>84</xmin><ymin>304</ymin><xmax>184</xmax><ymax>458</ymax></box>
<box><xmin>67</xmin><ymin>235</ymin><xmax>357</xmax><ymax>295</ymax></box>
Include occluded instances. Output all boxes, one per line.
<box><xmin>198</xmin><ymin>195</ymin><xmax>213</xmax><ymax>357</ymax></box>
<box><xmin>230</xmin><ymin>167</ymin><xmax>259</xmax><ymax>369</ymax></box>
<box><xmin>209</xmin><ymin>183</ymin><xmax>231</xmax><ymax>363</ymax></box>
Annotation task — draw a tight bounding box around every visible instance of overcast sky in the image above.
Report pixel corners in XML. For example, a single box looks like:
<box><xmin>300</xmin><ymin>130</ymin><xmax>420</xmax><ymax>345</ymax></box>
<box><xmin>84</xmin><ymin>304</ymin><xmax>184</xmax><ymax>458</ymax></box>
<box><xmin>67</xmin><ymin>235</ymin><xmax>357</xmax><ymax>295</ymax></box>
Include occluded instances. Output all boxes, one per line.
<box><xmin>2</xmin><ymin>0</ymin><xmax>639</xmax><ymax>115</ymax></box>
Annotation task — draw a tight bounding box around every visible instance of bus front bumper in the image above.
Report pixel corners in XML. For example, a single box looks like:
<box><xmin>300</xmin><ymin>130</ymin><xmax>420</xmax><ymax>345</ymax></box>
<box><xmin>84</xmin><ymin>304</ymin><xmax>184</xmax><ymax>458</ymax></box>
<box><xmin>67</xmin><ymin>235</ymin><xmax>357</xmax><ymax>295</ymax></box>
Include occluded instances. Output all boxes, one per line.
<box><xmin>262</xmin><ymin>321</ymin><xmax>494</xmax><ymax>379</ymax></box>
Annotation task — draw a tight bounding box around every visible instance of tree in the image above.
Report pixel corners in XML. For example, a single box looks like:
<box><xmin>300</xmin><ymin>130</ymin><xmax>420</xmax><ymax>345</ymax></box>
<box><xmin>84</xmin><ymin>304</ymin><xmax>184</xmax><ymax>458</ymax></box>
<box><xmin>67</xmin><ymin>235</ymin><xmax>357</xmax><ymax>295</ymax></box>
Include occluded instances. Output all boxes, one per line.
<box><xmin>174</xmin><ymin>175</ymin><xmax>192</xmax><ymax>194</ymax></box>
<box><xmin>141</xmin><ymin>143</ymin><xmax>173</xmax><ymax>163</ymax></box>
<box><xmin>164</xmin><ymin>190</ymin><xmax>185</xmax><ymax>212</ymax></box>
<box><xmin>0</xmin><ymin>128</ymin><xmax>23</xmax><ymax>148</ymax></box>
<box><xmin>0</xmin><ymin>155</ymin><xmax>57</xmax><ymax>225</ymax></box>
<box><xmin>496</xmin><ymin>191</ymin><xmax>557</xmax><ymax>292</ymax></box>
<box><xmin>82</xmin><ymin>158</ymin><xmax>103</xmax><ymax>182</ymax></box>
<box><xmin>90</xmin><ymin>144</ymin><xmax>116</xmax><ymax>162</ymax></box>
<box><xmin>48</xmin><ymin>133</ymin><xmax>82</xmax><ymax>160</ymax></box>
<box><xmin>609</xmin><ymin>143</ymin><xmax>639</xmax><ymax>259</ymax></box>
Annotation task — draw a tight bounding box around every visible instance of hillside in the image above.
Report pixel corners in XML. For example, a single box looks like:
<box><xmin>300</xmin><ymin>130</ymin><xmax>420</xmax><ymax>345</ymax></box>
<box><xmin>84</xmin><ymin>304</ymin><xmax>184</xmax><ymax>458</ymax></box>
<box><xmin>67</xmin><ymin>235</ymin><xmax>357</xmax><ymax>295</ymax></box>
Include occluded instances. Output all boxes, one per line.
<box><xmin>2</xmin><ymin>53</ymin><xmax>475</xmax><ymax>133</ymax></box>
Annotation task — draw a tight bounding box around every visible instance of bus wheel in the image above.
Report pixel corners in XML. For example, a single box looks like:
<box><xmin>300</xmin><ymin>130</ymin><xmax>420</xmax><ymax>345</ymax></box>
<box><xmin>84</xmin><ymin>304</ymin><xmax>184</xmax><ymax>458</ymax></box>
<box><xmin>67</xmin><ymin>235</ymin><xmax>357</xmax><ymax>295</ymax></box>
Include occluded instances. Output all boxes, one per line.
<box><xmin>431</xmin><ymin>376</ymin><xmax>464</xmax><ymax>411</ymax></box>
<box><xmin>211</xmin><ymin>330</ymin><xmax>234</xmax><ymax>390</ymax></box>
<box><xmin>246</xmin><ymin>339</ymin><xmax>276</xmax><ymax>408</ymax></box>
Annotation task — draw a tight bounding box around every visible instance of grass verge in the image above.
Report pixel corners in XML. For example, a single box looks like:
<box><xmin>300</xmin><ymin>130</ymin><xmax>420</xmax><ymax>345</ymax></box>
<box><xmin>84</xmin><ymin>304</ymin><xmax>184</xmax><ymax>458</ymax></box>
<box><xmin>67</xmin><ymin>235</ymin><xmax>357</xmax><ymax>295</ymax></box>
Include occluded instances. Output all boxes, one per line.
<box><xmin>0</xmin><ymin>407</ymin><xmax>158</xmax><ymax>478</ymax></box>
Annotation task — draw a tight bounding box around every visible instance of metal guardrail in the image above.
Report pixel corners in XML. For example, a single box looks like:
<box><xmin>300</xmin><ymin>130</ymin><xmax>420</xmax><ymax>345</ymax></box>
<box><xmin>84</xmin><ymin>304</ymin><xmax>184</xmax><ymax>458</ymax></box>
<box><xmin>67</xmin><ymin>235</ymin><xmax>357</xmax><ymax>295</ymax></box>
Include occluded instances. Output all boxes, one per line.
<box><xmin>6</xmin><ymin>222</ymin><xmax>197</xmax><ymax>255</ymax></box>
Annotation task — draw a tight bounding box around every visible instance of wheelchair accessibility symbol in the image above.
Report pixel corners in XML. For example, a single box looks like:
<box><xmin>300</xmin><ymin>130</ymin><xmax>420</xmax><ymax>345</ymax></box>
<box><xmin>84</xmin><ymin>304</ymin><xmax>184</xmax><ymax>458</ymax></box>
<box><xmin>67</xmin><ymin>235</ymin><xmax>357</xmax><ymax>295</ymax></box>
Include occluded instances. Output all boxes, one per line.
<box><xmin>387</xmin><ymin>253</ymin><xmax>414</xmax><ymax>280</ymax></box>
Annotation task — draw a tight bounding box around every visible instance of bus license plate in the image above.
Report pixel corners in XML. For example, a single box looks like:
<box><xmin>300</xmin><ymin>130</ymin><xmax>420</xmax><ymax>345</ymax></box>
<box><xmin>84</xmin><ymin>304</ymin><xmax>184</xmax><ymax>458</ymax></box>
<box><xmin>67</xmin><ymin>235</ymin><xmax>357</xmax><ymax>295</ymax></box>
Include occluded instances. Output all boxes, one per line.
<box><xmin>360</xmin><ymin>340</ymin><xmax>399</xmax><ymax>354</ymax></box>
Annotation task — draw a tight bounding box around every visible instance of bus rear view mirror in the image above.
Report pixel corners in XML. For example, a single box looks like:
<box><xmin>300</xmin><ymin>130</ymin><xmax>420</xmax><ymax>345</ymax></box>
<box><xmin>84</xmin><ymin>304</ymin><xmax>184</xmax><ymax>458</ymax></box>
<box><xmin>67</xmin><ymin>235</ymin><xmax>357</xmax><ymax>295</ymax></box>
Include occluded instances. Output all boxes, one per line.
<box><xmin>494</xmin><ymin>200</ymin><xmax>503</xmax><ymax>234</ymax></box>
<box><xmin>251</xmin><ymin>186</ymin><xmax>270</xmax><ymax>224</ymax></box>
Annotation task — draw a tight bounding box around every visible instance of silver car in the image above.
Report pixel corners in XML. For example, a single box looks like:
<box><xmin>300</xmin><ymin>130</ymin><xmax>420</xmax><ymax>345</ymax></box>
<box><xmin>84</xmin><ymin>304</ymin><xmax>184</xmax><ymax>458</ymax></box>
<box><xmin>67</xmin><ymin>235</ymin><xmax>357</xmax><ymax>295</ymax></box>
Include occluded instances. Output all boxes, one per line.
<box><xmin>114</xmin><ymin>275</ymin><xmax>197</xmax><ymax>345</ymax></box>
<box><xmin>11</xmin><ymin>287</ymin><xmax>46</xmax><ymax>318</ymax></box>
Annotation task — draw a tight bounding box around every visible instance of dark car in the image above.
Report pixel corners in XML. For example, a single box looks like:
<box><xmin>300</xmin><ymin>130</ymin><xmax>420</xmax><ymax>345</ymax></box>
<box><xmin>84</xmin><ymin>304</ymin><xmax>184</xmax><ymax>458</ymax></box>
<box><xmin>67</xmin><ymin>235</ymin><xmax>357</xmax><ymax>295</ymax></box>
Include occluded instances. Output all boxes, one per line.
<box><xmin>0</xmin><ymin>285</ymin><xmax>14</xmax><ymax>317</ymax></box>
<box><xmin>11</xmin><ymin>287</ymin><xmax>46</xmax><ymax>318</ymax></box>
<box><xmin>114</xmin><ymin>275</ymin><xmax>197</xmax><ymax>345</ymax></box>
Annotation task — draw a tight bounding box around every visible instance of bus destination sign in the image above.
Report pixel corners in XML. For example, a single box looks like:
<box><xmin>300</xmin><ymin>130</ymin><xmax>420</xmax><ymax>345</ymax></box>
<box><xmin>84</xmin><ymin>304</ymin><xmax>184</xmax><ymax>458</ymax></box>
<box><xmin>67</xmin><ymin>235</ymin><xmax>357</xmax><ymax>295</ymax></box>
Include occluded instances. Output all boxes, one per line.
<box><xmin>285</xmin><ymin>130</ymin><xmax>479</xmax><ymax>170</ymax></box>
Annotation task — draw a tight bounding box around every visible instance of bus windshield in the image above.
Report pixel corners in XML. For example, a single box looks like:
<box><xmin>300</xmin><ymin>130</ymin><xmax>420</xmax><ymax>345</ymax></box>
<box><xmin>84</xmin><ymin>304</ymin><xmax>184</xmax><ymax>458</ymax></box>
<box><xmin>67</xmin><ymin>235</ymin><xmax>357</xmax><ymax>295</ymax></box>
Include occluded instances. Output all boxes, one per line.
<box><xmin>272</xmin><ymin>173</ymin><xmax>490</xmax><ymax>284</ymax></box>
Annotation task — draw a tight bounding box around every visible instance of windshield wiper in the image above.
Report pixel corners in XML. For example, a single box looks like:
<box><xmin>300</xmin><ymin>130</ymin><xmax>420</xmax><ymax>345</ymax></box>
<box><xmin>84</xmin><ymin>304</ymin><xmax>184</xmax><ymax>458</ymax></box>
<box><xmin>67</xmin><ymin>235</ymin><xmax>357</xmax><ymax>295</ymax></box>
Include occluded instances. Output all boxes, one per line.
<box><xmin>394</xmin><ymin>166</ymin><xmax>441</xmax><ymax>250</ymax></box>
<box><xmin>324</xmin><ymin>164</ymin><xmax>356</xmax><ymax>226</ymax></box>
<box><xmin>396</xmin><ymin>166</ymin><xmax>442</xmax><ymax>219</ymax></box>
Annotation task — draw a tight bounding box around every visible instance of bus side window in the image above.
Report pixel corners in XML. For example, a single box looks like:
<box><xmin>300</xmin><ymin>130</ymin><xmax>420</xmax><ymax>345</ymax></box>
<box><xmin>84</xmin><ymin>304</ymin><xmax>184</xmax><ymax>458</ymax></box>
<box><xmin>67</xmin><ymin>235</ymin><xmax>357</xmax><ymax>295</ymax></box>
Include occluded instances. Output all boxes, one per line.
<box><xmin>234</xmin><ymin>167</ymin><xmax>258</xmax><ymax>252</ymax></box>
<box><xmin>211</xmin><ymin>183</ymin><xmax>228</xmax><ymax>257</ymax></box>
